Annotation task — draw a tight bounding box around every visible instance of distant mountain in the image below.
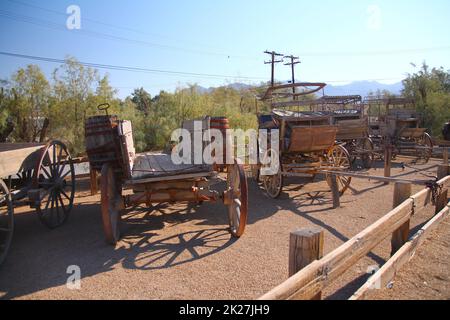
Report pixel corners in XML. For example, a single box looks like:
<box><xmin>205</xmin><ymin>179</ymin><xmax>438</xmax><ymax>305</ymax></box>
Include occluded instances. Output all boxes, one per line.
<box><xmin>323</xmin><ymin>81</ymin><xmax>403</xmax><ymax>97</ymax></box>
<box><xmin>193</xmin><ymin>83</ymin><xmax>254</xmax><ymax>94</ymax></box>
<box><xmin>192</xmin><ymin>80</ymin><xmax>403</xmax><ymax>98</ymax></box>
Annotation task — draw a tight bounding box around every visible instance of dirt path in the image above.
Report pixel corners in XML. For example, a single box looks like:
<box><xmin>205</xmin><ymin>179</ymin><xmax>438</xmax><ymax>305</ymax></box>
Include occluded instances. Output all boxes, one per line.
<box><xmin>0</xmin><ymin>158</ymin><xmax>448</xmax><ymax>300</ymax></box>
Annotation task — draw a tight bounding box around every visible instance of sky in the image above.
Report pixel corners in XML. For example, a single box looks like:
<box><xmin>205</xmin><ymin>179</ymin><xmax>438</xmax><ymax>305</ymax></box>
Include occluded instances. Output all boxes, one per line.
<box><xmin>0</xmin><ymin>0</ymin><xmax>449</xmax><ymax>98</ymax></box>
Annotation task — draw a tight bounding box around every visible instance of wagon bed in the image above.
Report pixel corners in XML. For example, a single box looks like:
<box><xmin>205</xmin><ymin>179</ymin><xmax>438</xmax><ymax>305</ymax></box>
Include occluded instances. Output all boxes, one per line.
<box><xmin>130</xmin><ymin>152</ymin><xmax>212</xmax><ymax>181</ymax></box>
<box><xmin>85</xmin><ymin>104</ymin><xmax>248</xmax><ymax>244</ymax></box>
<box><xmin>0</xmin><ymin>143</ymin><xmax>44</xmax><ymax>178</ymax></box>
<box><xmin>0</xmin><ymin>140</ymin><xmax>76</xmax><ymax>265</ymax></box>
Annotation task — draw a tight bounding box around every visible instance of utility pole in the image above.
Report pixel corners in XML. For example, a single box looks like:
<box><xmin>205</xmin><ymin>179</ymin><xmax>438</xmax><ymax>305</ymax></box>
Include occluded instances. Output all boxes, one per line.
<box><xmin>284</xmin><ymin>55</ymin><xmax>300</xmax><ymax>99</ymax></box>
<box><xmin>264</xmin><ymin>50</ymin><xmax>284</xmax><ymax>88</ymax></box>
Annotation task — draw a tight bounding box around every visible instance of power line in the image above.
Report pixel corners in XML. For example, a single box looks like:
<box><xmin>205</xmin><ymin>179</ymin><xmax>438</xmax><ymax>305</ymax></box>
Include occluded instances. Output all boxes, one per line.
<box><xmin>0</xmin><ymin>10</ymin><xmax>255</xmax><ymax>59</ymax></box>
<box><xmin>6</xmin><ymin>0</ymin><xmax>232</xmax><ymax>53</ymax></box>
<box><xmin>0</xmin><ymin>51</ymin><xmax>267</xmax><ymax>81</ymax></box>
<box><xmin>5</xmin><ymin>3</ymin><xmax>450</xmax><ymax>60</ymax></box>
<box><xmin>0</xmin><ymin>50</ymin><xmax>406</xmax><ymax>86</ymax></box>
<box><xmin>0</xmin><ymin>7</ymin><xmax>259</xmax><ymax>61</ymax></box>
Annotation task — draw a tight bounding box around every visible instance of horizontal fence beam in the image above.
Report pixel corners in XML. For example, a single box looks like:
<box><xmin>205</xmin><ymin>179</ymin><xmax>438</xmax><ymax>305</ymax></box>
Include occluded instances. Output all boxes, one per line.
<box><xmin>320</xmin><ymin>170</ymin><xmax>433</xmax><ymax>185</ymax></box>
<box><xmin>350</xmin><ymin>201</ymin><xmax>450</xmax><ymax>300</ymax></box>
<box><xmin>259</xmin><ymin>174</ymin><xmax>450</xmax><ymax>300</ymax></box>
<box><xmin>258</xmin><ymin>199</ymin><xmax>414</xmax><ymax>300</ymax></box>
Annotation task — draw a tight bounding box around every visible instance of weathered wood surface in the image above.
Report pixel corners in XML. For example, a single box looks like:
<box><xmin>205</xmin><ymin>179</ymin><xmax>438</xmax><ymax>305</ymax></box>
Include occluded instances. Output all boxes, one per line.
<box><xmin>391</xmin><ymin>183</ymin><xmax>412</xmax><ymax>255</ymax></box>
<box><xmin>259</xmin><ymin>175</ymin><xmax>450</xmax><ymax>300</ymax></box>
<box><xmin>258</xmin><ymin>199</ymin><xmax>413</xmax><ymax>300</ymax></box>
<box><xmin>335</xmin><ymin>118</ymin><xmax>368</xmax><ymax>140</ymax></box>
<box><xmin>0</xmin><ymin>143</ymin><xmax>44</xmax><ymax>177</ymax></box>
<box><xmin>288</xmin><ymin>126</ymin><xmax>337</xmax><ymax>153</ymax></box>
<box><xmin>350</xmin><ymin>201</ymin><xmax>450</xmax><ymax>300</ymax></box>
<box><xmin>131</xmin><ymin>153</ymin><xmax>213</xmax><ymax>180</ymax></box>
<box><xmin>330</xmin><ymin>174</ymin><xmax>340</xmax><ymax>208</ymax></box>
<box><xmin>384</xmin><ymin>146</ymin><xmax>392</xmax><ymax>179</ymax></box>
<box><xmin>289</xmin><ymin>228</ymin><xmax>324</xmax><ymax>300</ymax></box>
<box><xmin>124</xmin><ymin>171</ymin><xmax>217</xmax><ymax>186</ymax></box>
<box><xmin>320</xmin><ymin>170</ymin><xmax>431</xmax><ymax>185</ymax></box>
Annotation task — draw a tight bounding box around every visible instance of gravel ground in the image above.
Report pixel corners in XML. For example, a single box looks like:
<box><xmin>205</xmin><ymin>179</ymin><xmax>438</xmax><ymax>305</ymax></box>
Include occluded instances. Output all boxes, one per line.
<box><xmin>0</xmin><ymin>157</ymin><xmax>448</xmax><ymax>300</ymax></box>
<box><xmin>364</xmin><ymin>218</ymin><xmax>450</xmax><ymax>300</ymax></box>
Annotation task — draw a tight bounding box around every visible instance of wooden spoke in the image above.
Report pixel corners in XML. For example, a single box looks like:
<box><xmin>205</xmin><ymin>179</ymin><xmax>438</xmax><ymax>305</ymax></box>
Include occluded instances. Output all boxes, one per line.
<box><xmin>358</xmin><ymin>137</ymin><xmax>374</xmax><ymax>169</ymax></box>
<box><xmin>326</xmin><ymin>145</ymin><xmax>352</xmax><ymax>195</ymax></box>
<box><xmin>33</xmin><ymin>140</ymin><xmax>75</xmax><ymax>229</ymax></box>
<box><xmin>0</xmin><ymin>179</ymin><xmax>14</xmax><ymax>265</ymax></box>
<box><xmin>262</xmin><ymin>167</ymin><xmax>283</xmax><ymax>199</ymax></box>
<box><xmin>417</xmin><ymin>133</ymin><xmax>433</xmax><ymax>163</ymax></box>
<box><xmin>226</xmin><ymin>159</ymin><xmax>248</xmax><ymax>238</ymax></box>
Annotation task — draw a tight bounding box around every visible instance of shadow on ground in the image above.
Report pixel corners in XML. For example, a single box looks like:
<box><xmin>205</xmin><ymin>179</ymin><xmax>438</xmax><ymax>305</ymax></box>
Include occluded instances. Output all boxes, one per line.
<box><xmin>0</xmin><ymin>167</ymin><xmax>395</xmax><ymax>299</ymax></box>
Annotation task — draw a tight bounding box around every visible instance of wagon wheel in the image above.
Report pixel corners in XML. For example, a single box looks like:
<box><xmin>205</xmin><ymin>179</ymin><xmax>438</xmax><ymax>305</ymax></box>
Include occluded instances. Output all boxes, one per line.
<box><xmin>358</xmin><ymin>137</ymin><xmax>374</xmax><ymax>169</ymax></box>
<box><xmin>260</xmin><ymin>148</ymin><xmax>283</xmax><ymax>199</ymax></box>
<box><xmin>262</xmin><ymin>164</ymin><xmax>283</xmax><ymax>199</ymax></box>
<box><xmin>225</xmin><ymin>160</ymin><xmax>248</xmax><ymax>238</ymax></box>
<box><xmin>0</xmin><ymin>179</ymin><xmax>14</xmax><ymax>265</ymax></box>
<box><xmin>326</xmin><ymin>145</ymin><xmax>352</xmax><ymax>195</ymax></box>
<box><xmin>417</xmin><ymin>133</ymin><xmax>433</xmax><ymax>163</ymax></box>
<box><xmin>101</xmin><ymin>163</ymin><xmax>123</xmax><ymax>244</ymax></box>
<box><xmin>33</xmin><ymin>140</ymin><xmax>75</xmax><ymax>229</ymax></box>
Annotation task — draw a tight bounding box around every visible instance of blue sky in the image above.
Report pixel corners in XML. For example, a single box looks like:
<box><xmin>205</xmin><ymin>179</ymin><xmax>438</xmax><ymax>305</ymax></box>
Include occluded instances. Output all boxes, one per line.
<box><xmin>1</xmin><ymin>0</ymin><xmax>449</xmax><ymax>98</ymax></box>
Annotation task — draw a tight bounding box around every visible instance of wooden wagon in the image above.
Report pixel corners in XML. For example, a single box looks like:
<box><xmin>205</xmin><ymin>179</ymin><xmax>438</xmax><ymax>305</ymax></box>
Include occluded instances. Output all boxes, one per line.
<box><xmin>0</xmin><ymin>141</ymin><xmax>76</xmax><ymax>264</ymax></box>
<box><xmin>366</xmin><ymin>97</ymin><xmax>433</xmax><ymax>163</ymax></box>
<box><xmin>313</xmin><ymin>95</ymin><xmax>374</xmax><ymax>168</ymax></box>
<box><xmin>255</xmin><ymin>105</ymin><xmax>352</xmax><ymax>199</ymax></box>
<box><xmin>84</xmin><ymin>104</ymin><xmax>248</xmax><ymax>244</ymax></box>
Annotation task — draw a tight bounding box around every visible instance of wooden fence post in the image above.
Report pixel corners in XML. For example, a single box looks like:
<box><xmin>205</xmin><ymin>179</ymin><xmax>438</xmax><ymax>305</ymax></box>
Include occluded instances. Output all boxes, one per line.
<box><xmin>390</xmin><ymin>182</ymin><xmax>412</xmax><ymax>255</ymax></box>
<box><xmin>437</xmin><ymin>164</ymin><xmax>450</xmax><ymax>180</ymax></box>
<box><xmin>330</xmin><ymin>174</ymin><xmax>340</xmax><ymax>208</ymax></box>
<box><xmin>90</xmin><ymin>166</ymin><xmax>98</xmax><ymax>196</ymax></box>
<box><xmin>289</xmin><ymin>228</ymin><xmax>324</xmax><ymax>299</ymax></box>
<box><xmin>384</xmin><ymin>145</ymin><xmax>392</xmax><ymax>180</ymax></box>
<box><xmin>436</xmin><ymin>164</ymin><xmax>449</xmax><ymax>215</ymax></box>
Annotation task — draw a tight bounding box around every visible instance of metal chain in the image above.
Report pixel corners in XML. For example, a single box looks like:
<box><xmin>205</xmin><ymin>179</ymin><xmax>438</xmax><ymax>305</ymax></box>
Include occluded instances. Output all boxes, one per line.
<box><xmin>402</xmin><ymin>162</ymin><xmax>437</xmax><ymax>179</ymax></box>
<box><xmin>425</xmin><ymin>180</ymin><xmax>443</xmax><ymax>205</ymax></box>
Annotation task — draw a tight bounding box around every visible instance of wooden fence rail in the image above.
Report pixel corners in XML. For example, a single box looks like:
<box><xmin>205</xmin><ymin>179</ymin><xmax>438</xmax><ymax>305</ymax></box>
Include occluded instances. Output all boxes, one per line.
<box><xmin>259</xmin><ymin>164</ymin><xmax>450</xmax><ymax>300</ymax></box>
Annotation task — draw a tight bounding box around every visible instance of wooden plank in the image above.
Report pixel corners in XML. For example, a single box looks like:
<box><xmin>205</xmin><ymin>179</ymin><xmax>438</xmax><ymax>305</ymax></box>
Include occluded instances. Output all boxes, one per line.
<box><xmin>350</xmin><ymin>201</ymin><xmax>450</xmax><ymax>300</ymax></box>
<box><xmin>410</xmin><ymin>188</ymin><xmax>432</xmax><ymax>214</ymax></box>
<box><xmin>0</xmin><ymin>142</ymin><xmax>44</xmax><ymax>152</ymax></box>
<box><xmin>0</xmin><ymin>143</ymin><xmax>44</xmax><ymax>177</ymax></box>
<box><xmin>320</xmin><ymin>170</ymin><xmax>431</xmax><ymax>185</ymax></box>
<box><xmin>288</xmin><ymin>126</ymin><xmax>337</xmax><ymax>153</ymax></box>
<box><xmin>90</xmin><ymin>166</ymin><xmax>98</xmax><ymax>196</ymax></box>
<box><xmin>435</xmin><ymin>189</ymin><xmax>448</xmax><ymax>214</ymax></box>
<box><xmin>258</xmin><ymin>199</ymin><xmax>414</xmax><ymax>300</ymax></box>
<box><xmin>391</xmin><ymin>183</ymin><xmax>412</xmax><ymax>255</ymax></box>
<box><xmin>124</xmin><ymin>171</ymin><xmax>217</xmax><ymax>185</ymax></box>
<box><xmin>289</xmin><ymin>228</ymin><xmax>324</xmax><ymax>300</ymax></box>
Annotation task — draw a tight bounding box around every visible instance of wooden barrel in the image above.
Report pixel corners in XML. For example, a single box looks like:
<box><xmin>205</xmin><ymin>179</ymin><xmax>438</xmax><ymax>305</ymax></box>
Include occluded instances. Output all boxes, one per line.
<box><xmin>84</xmin><ymin>115</ymin><xmax>123</xmax><ymax>172</ymax></box>
<box><xmin>210</xmin><ymin>117</ymin><xmax>230</xmax><ymax>166</ymax></box>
